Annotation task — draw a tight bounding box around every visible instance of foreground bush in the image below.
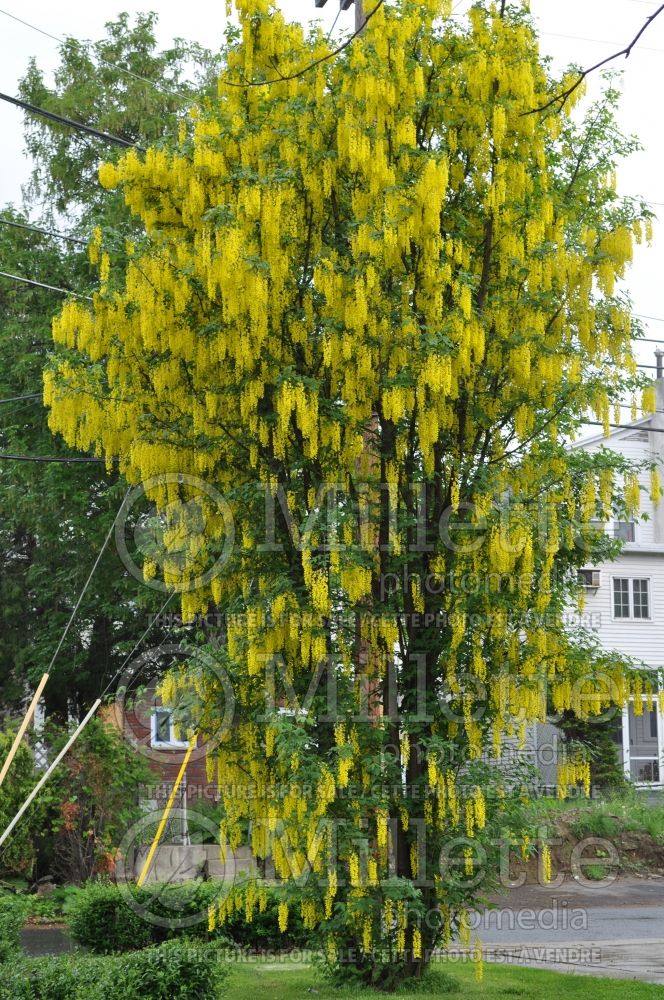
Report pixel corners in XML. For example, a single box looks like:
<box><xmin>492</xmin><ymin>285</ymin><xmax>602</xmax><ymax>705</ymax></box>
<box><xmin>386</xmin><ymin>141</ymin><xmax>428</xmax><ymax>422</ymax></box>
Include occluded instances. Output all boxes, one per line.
<box><xmin>66</xmin><ymin>880</ymin><xmax>309</xmax><ymax>953</ymax></box>
<box><xmin>66</xmin><ymin>881</ymin><xmax>153</xmax><ymax>953</ymax></box>
<box><xmin>0</xmin><ymin>893</ymin><xmax>28</xmax><ymax>963</ymax></box>
<box><xmin>0</xmin><ymin>939</ymin><xmax>228</xmax><ymax>1000</ymax></box>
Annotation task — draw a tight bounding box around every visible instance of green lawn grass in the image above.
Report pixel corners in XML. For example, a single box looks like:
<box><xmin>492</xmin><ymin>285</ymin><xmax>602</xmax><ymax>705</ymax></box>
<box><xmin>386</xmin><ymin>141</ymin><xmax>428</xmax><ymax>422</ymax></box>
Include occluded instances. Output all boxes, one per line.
<box><xmin>223</xmin><ymin>958</ymin><xmax>664</xmax><ymax>999</ymax></box>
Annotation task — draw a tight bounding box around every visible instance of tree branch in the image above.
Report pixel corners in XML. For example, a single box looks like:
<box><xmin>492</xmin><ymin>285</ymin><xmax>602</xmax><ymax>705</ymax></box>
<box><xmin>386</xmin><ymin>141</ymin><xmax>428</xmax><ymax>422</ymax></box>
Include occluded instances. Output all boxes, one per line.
<box><xmin>524</xmin><ymin>3</ymin><xmax>664</xmax><ymax>115</ymax></box>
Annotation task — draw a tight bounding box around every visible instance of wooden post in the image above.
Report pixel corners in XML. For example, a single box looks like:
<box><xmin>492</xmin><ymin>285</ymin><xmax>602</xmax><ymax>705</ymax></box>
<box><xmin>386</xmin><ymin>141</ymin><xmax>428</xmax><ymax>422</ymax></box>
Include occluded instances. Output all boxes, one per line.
<box><xmin>0</xmin><ymin>673</ymin><xmax>49</xmax><ymax>789</ymax></box>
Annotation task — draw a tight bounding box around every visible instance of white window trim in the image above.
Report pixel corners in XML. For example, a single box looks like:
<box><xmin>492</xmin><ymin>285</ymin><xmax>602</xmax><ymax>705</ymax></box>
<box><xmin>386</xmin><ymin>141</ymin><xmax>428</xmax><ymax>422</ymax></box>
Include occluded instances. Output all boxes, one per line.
<box><xmin>150</xmin><ymin>708</ymin><xmax>189</xmax><ymax>749</ymax></box>
<box><xmin>621</xmin><ymin>694</ymin><xmax>663</xmax><ymax>788</ymax></box>
<box><xmin>610</xmin><ymin>575</ymin><xmax>652</xmax><ymax>622</ymax></box>
<box><xmin>613</xmin><ymin>519</ymin><xmax>637</xmax><ymax>544</ymax></box>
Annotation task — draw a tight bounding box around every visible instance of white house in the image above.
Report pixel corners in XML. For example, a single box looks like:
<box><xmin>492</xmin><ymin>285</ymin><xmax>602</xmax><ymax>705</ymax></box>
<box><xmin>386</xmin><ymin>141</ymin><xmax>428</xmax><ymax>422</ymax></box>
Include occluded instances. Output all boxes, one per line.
<box><xmin>572</xmin><ymin>352</ymin><xmax>664</xmax><ymax>787</ymax></box>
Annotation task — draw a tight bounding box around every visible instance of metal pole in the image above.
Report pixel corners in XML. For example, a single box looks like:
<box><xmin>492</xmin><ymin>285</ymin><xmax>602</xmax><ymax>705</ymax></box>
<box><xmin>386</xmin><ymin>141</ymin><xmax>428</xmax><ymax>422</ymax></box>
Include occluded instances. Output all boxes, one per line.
<box><xmin>356</xmin><ymin>0</ymin><xmax>366</xmax><ymax>32</ymax></box>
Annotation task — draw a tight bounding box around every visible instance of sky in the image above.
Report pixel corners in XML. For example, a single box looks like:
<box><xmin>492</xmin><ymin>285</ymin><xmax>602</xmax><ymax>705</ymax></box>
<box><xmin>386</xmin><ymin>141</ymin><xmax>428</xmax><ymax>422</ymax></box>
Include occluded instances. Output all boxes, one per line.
<box><xmin>1</xmin><ymin>0</ymin><xmax>663</xmax><ymax>377</ymax></box>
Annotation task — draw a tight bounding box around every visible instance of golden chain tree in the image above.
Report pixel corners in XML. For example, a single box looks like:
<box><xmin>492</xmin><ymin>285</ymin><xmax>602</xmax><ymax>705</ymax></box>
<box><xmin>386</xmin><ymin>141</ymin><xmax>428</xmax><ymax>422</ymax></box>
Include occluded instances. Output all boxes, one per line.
<box><xmin>46</xmin><ymin>0</ymin><xmax>656</xmax><ymax>984</ymax></box>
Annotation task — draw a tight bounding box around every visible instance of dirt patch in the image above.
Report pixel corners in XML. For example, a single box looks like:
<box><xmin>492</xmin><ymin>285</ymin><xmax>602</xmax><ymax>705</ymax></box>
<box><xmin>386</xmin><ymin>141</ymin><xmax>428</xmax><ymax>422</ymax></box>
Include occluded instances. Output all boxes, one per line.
<box><xmin>508</xmin><ymin>810</ymin><xmax>664</xmax><ymax>884</ymax></box>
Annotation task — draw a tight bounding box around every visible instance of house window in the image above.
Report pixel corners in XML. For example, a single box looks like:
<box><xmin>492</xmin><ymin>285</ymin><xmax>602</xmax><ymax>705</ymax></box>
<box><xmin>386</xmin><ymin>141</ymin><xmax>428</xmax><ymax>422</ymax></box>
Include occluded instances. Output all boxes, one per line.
<box><xmin>633</xmin><ymin>579</ymin><xmax>650</xmax><ymax>618</ymax></box>
<box><xmin>650</xmin><ymin>709</ymin><xmax>659</xmax><ymax>740</ymax></box>
<box><xmin>613</xmin><ymin>578</ymin><xmax>650</xmax><ymax>619</ymax></box>
<box><xmin>151</xmin><ymin>708</ymin><xmax>188</xmax><ymax>748</ymax></box>
<box><xmin>613</xmin><ymin>578</ymin><xmax>630</xmax><ymax>617</ymax></box>
<box><xmin>614</xmin><ymin>521</ymin><xmax>636</xmax><ymax>543</ymax></box>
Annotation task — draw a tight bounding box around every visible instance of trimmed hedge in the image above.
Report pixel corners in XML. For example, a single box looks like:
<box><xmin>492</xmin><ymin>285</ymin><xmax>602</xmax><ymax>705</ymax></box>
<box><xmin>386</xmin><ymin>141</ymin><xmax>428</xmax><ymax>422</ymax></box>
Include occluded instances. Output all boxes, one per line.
<box><xmin>0</xmin><ymin>940</ymin><xmax>228</xmax><ymax>1000</ymax></box>
<box><xmin>66</xmin><ymin>880</ymin><xmax>310</xmax><ymax>954</ymax></box>
<box><xmin>66</xmin><ymin>881</ymin><xmax>153</xmax><ymax>954</ymax></box>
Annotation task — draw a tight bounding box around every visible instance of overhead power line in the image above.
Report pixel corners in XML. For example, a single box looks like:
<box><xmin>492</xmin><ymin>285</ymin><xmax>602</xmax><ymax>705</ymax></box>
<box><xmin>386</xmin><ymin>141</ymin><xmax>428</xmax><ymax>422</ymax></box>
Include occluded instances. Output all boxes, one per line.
<box><xmin>527</xmin><ymin>2</ymin><xmax>664</xmax><ymax>113</ymax></box>
<box><xmin>0</xmin><ymin>91</ymin><xmax>145</xmax><ymax>151</ymax></box>
<box><xmin>0</xmin><ymin>452</ymin><xmax>104</xmax><ymax>464</ymax></box>
<box><xmin>0</xmin><ymin>1</ymin><xmax>383</xmax><ymax>95</ymax></box>
<box><xmin>0</xmin><ymin>393</ymin><xmax>41</xmax><ymax>405</ymax></box>
<box><xmin>635</xmin><ymin>312</ymin><xmax>664</xmax><ymax>323</ymax></box>
<box><xmin>0</xmin><ymin>270</ymin><xmax>91</xmax><ymax>299</ymax></box>
<box><xmin>0</xmin><ymin>217</ymin><xmax>86</xmax><ymax>247</ymax></box>
<box><xmin>221</xmin><ymin>0</ymin><xmax>385</xmax><ymax>88</ymax></box>
<box><xmin>0</xmin><ymin>7</ymin><xmax>185</xmax><ymax>101</ymax></box>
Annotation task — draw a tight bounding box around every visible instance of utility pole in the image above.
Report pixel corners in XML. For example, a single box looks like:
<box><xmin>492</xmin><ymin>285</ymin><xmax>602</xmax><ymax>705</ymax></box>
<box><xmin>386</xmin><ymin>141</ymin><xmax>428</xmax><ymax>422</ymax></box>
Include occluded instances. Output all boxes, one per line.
<box><xmin>314</xmin><ymin>1</ymin><xmax>367</xmax><ymax>34</ymax></box>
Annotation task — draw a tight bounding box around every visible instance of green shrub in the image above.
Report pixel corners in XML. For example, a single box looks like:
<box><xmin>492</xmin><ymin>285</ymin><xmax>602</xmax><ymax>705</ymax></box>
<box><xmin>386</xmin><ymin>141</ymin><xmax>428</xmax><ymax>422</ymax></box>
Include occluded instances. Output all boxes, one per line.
<box><xmin>0</xmin><ymin>964</ymin><xmax>32</xmax><ymax>1000</ymax></box>
<box><xmin>222</xmin><ymin>889</ymin><xmax>309</xmax><ymax>950</ymax></box>
<box><xmin>27</xmin><ymin>885</ymin><xmax>81</xmax><ymax>924</ymax></box>
<box><xmin>66</xmin><ymin>881</ymin><xmax>152</xmax><ymax>954</ymax></box>
<box><xmin>67</xmin><ymin>878</ymin><xmax>312</xmax><ymax>954</ymax></box>
<box><xmin>0</xmin><ymin>941</ymin><xmax>227</xmax><ymax>1000</ymax></box>
<box><xmin>119</xmin><ymin>939</ymin><xmax>229</xmax><ymax>1000</ymax></box>
<box><xmin>132</xmin><ymin>880</ymin><xmax>223</xmax><ymax>942</ymax></box>
<box><xmin>0</xmin><ymin>893</ymin><xmax>28</xmax><ymax>963</ymax></box>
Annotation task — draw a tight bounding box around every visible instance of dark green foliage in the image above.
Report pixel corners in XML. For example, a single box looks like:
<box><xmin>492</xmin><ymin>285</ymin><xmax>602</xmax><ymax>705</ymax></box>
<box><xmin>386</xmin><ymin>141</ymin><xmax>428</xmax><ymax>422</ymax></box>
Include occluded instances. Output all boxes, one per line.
<box><xmin>557</xmin><ymin>711</ymin><xmax>627</xmax><ymax>791</ymax></box>
<box><xmin>66</xmin><ymin>880</ymin><xmax>310</xmax><ymax>954</ymax></box>
<box><xmin>0</xmin><ymin>12</ymin><xmax>218</xmax><ymax>721</ymax></box>
<box><xmin>0</xmin><ymin>940</ymin><xmax>228</xmax><ymax>1000</ymax></box>
<box><xmin>0</xmin><ymin>729</ymin><xmax>41</xmax><ymax>878</ymax></box>
<box><xmin>18</xmin><ymin>13</ymin><xmax>219</xmax><ymax>224</ymax></box>
<box><xmin>65</xmin><ymin>881</ymin><xmax>153</xmax><ymax>954</ymax></box>
<box><xmin>0</xmin><ymin>892</ymin><xmax>29</xmax><ymax>963</ymax></box>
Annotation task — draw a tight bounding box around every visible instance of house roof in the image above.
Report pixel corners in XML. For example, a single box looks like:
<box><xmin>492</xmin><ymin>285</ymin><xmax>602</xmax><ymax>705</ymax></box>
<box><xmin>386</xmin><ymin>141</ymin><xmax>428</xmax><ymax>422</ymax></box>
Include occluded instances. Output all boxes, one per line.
<box><xmin>571</xmin><ymin>415</ymin><xmax>654</xmax><ymax>450</ymax></box>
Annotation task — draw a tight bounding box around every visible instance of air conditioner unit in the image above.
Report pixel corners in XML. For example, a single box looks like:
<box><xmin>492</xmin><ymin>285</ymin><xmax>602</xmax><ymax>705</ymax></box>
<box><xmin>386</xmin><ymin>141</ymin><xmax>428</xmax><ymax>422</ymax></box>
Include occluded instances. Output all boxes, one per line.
<box><xmin>578</xmin><ymin>569</ymin><xmax>601</xmax><ymax>589</ymax></box>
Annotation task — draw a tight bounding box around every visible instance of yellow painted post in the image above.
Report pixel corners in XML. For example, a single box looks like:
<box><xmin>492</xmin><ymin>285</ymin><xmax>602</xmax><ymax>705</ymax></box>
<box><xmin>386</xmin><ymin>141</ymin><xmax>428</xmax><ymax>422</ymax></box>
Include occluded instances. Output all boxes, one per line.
<box><xmin>136</xmin><ymin>738</ymin><xmax>195</xmax><ymax>887</ymax></box>
<box><xmin>0</xmin><ymin>673</ymin><xmax>49</xmax><ymax>789</ymax></box>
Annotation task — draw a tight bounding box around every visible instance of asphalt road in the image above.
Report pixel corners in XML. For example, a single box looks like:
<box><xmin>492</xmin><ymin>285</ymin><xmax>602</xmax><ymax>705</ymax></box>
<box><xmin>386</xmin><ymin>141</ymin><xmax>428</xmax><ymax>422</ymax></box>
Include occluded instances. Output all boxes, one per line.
<box><xmin>479</xmin><ymin>875</ymin><xmax>664</xmax><ymax>943</ymax></box>
<box><xmin>445</xmin><ymin>876</ymin><xmax>664</xmax><ymax>985</ymax></box>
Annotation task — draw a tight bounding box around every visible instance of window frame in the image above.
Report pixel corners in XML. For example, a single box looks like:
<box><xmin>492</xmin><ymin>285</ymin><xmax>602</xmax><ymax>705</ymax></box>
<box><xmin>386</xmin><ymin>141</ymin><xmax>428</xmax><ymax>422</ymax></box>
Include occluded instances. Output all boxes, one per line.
<box><xmin>150</xmin><ymin>707</ymin><xmax>189</xmax><ymax>749</ymax></box>
<box><xmin>611</xmin><ymin>575</ymin><xmax>652</xmax><ymax>621</ymax></box>
<box><xmin>613</xmin><ymin>520</ymin><xmax>636</xmax><ymax>543</ymax></box>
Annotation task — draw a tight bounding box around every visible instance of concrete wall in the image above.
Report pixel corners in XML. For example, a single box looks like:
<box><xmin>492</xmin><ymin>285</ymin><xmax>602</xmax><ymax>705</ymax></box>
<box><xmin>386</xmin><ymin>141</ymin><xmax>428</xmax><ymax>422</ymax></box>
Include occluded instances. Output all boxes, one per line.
<box><xmin>127</xmin><ymin>844</ymin><xmax>255</xmax><ymax>884</ymax></box>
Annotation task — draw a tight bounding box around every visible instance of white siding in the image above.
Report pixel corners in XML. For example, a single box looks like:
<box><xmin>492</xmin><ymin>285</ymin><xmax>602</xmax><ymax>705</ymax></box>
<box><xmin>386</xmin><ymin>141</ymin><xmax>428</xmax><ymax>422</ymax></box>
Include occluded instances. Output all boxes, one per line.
<box><xmin>580</xmin><ymin>552</ymin><xmax>664</xmax><ymax>669</ymax></box>
<box><xmin>577</xmin><ymin>423</ymin><xmax>664</xmax><ymax>673</ymax></box>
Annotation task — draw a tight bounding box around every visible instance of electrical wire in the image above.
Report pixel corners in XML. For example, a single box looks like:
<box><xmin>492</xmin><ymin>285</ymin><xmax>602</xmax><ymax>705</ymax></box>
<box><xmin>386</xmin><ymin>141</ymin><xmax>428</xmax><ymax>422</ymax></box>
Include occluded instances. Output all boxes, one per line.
<box><xmin>541</xmin><ymin>29</ymin><xmax>664</xmax><ymax>54</ymax></box>
<box><xmin>0</xmin><ymin>452</ymin><xmax>104</xmax><ymax>464</ymax></box>
<box><xmin>43</xmin><ymin>492</ymin><xmax>129</xmax><ymax>675</ymax></box>
<box><xmin>584</xmin><ymin>420</ymin><xmax>664</xmax><ymax>433</ymax></box>
<box><xmin>0</xmin><ymin>1</ymin><xmax>384</xmax><ymax>95</ymax></box>
<box><xmin>635</xmin><ymin>312</ymin><xmax>664</xmax><ymax>323</ymax></box>
<box><xmin>0</xmin><ymin>217</ymin><xmax>86</xmax><ymax>247</ymax></box>
<box><xmin>326</xmin><ymin>7</ymin><xmax>342</xmax><ymax>42</ymax></box>
<box><xmin>99</xmin><ymin>592</ymin><xmax>177</xmax><ymax>701</ymax></box>
<box><xmin>526</xmin><ymin>2</ymin><xmax>664</xmax><ymax>113</ymax></box>
<box><xmin>219</xmin><ymin>0</ymin><xmax>385</xmax><ymax>88</ymax></box>
<box><xmin>0</xmin><ymin>92</ymin><xmax>145</xmax><ymax>151</ymax></box>
<box><xmin>0</xmin><ymin>393</ymin><xmax>41</xmax><ymax>405</ymax></box>
<box><xmin>0</xmin><ymin>7</ymin><xmax>186</xmax><ymax>102</ymax></box>
<box><xmin>0</xmin><ymin>270</ymin><xmax>91</xmax><ymax>299</ymax></box>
